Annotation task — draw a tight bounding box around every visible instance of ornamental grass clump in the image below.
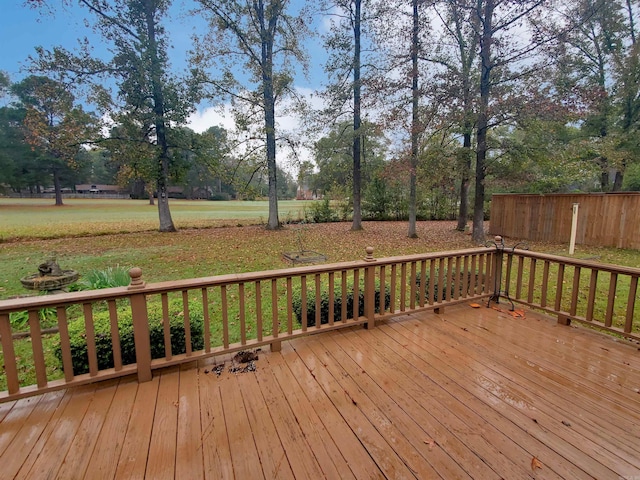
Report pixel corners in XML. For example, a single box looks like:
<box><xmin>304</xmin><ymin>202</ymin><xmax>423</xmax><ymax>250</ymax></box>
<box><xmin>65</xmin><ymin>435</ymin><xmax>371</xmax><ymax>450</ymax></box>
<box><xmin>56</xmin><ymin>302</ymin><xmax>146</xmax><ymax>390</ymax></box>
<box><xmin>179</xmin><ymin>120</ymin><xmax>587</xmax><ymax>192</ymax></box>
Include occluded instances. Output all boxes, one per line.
<box><xmin>71</xmin><ymin>265</ymin><xmax>131</xmax><ymax>291</ymax></box>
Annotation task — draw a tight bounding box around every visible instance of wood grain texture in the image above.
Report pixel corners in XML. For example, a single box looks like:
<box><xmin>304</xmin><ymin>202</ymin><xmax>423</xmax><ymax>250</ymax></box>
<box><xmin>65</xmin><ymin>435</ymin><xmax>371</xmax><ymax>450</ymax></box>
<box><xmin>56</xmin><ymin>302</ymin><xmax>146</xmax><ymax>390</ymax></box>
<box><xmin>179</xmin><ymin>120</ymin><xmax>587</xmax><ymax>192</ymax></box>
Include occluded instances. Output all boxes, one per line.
<box><xmin>1</xmin><ymin>303</ymin><xmax>638</xmax><ymax>479</ymax></box>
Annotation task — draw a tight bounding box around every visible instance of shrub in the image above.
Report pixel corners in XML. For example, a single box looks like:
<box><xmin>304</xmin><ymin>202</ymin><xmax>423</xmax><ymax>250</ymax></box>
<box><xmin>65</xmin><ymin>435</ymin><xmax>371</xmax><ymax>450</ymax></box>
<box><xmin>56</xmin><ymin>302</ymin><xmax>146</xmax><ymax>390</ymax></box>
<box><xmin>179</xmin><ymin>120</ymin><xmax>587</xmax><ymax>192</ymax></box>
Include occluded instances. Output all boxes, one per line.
<box><xmin>416</xmin><ymin>269</ymin><xmax>480</xmax><ymax>302</ymax></box>
<box><xmin>57</xmin><ymin>299</ymin><xmax>205</xmax><ymax>375</ymax></box>
<box><xmin>292</xmin><ymin>279</ymin><xmax>390</xmax><ymax>327</ymax></box>
<box><xmin>305</xmin><ymin>198</ymin><xmax>338</xmax><ymax>223</ymax></box>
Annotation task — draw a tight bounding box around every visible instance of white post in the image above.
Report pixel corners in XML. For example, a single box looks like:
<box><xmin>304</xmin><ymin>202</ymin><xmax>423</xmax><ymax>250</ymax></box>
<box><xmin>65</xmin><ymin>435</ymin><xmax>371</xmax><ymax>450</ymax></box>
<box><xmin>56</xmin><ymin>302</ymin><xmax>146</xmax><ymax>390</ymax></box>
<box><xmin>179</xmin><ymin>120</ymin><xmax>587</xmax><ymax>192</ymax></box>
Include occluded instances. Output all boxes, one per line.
<box><xmin>569</xmin><ymin>203</ymin><xmax>579</xmax><ymax>255</ymax></box>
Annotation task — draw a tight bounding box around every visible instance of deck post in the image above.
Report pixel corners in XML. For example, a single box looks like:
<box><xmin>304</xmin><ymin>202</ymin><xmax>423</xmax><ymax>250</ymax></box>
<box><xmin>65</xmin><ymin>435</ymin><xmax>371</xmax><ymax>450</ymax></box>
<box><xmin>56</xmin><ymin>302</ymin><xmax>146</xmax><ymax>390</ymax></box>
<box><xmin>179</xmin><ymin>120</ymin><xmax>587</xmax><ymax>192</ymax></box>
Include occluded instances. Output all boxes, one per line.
<box><xmin>363</xmin><ymin>247</ymin><xmax>376</xmax><ymax>329</ymax></box>
<box><xmin>128</xmin><ymin>268</ymin><xmax>152</xmax><ymax>382</ymax></box>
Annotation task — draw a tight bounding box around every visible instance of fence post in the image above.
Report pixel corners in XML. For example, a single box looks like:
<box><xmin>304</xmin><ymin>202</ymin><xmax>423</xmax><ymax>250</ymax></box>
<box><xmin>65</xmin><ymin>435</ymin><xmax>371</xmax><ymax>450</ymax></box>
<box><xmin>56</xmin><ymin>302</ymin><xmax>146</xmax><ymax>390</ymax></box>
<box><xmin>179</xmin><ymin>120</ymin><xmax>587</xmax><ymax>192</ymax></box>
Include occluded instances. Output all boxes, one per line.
<box><xmin>363</xmin><ymin>247</ymin><xmax>376</xmax><ymax>329</ymax></box>
<box><xmin>128</xmin><ymin>267</ymin><xmax>152</xmax><ymax>382</ymax></box>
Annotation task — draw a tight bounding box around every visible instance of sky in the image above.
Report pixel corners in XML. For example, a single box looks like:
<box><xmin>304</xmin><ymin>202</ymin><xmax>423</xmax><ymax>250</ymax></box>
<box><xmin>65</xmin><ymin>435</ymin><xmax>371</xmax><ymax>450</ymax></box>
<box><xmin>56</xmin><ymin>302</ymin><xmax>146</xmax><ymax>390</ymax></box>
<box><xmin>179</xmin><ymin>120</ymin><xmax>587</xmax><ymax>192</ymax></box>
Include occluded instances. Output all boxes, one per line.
<box><xmin>0</xmin><ymin>0</ymin><xmax>330</xmax><ymax>167</ymax></box>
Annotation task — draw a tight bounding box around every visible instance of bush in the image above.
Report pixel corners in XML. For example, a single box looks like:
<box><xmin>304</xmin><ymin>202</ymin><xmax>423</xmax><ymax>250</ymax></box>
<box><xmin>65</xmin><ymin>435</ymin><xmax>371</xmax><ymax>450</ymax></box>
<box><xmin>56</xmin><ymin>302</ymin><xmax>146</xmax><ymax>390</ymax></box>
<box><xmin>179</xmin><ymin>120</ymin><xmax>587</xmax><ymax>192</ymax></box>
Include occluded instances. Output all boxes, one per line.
<box><xmin>292</xmin><ymin>278</ymin><xmax>390</xmax><ymax>326</ymax></box>
<box><xmin>305</xmin><ymin>198</ymin><xmax>338</xmax><ymax>223</ymax></box>
<box><xmin>57</xmin><ymin>299</ymin><xmax>205</xmax><ymax>375</ymax></box>
<box><xmin>209</xmin><ymin>193</ymin><xmax>231</xmax><ymax>201</ymax></box>
<box><xmin>416</xmin><ymin>269</ymin><xmax>480</xmax><ymax>302</ymax></box>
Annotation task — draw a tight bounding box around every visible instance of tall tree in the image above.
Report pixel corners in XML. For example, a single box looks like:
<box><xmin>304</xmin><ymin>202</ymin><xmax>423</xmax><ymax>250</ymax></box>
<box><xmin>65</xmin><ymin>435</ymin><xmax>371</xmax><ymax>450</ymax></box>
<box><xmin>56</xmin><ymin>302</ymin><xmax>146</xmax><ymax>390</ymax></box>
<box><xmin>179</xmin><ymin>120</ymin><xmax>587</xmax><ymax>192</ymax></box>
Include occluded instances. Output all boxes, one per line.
<box><xmin>366</xmin><ymin>0</ymin><xmax>432</xmax><ymax>236</ymax></box>
<box><xmin>312</xmin><ymin>120</ymin><xmax>387</xmax><ymax>199</ymax></box>
<box><xmin>12</xmin><ymin>75</ymin><xmax>95</xmax><ymax>205</ymax></box>
<box><xmin>192</xmin><ymin>0</ymin><xmax>308</xmax><ymax>230</ymax></box>
<box><xmin>321</xmin><ymin>0</ymin><xmax>381</xmax><ymax>231</ymax></box>
<box><xmin>548</xmin><ymin>0</ymin><xmax>631</xmax><ymax>191</ymax></box>
<box><xmin>29</xmin><ymin>0</ymin><xmax>196</xmax><ymax>231</ymax></box>
<box><xmin>407</xmin><ymin>0</ymin><xmax>421</xmax><ymax>238</ymax></box>
<box><xmin>469</xmin><ymin>0</ymin><xmax>547</xmax><ymax>243</ymax></box>
<box><xmin>427</xmin><ymin>0</ymin><xmax>481</xmax><ymax>232</ymax></box>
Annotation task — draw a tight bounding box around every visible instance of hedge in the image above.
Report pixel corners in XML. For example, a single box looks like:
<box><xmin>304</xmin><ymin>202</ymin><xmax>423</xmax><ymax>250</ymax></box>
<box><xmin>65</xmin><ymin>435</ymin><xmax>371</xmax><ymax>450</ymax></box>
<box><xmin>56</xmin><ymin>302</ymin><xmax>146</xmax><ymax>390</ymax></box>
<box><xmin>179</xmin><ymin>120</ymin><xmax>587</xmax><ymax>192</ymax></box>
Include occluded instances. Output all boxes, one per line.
<box><xmin>416</xmin><ymin>269</ymin><xmax>480</xmax><ymax>301</ymax></box>
<box><xmin>292</xmin><ymin>279</ymin><xmax>390</xmax><ymax>327</ymax></box>
<box><xmin>56</xmin><ymin>299</ymin><xmax>205</xmax><ymax>375</ymax></box>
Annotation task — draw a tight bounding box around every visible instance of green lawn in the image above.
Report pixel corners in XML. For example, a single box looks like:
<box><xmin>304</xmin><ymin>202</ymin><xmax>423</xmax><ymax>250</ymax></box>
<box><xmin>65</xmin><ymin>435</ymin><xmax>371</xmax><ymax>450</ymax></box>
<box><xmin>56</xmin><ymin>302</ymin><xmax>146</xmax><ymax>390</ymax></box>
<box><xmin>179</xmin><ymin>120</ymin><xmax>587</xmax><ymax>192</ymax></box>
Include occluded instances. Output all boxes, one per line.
<box><xmin>0</xmin><ymin>198</ymin><xmax>312</xmax><ymax>241</ymax></box>
<box><xmin>0</xmin><ymin>202</ymin><xmax>638</xmax><ymax>391</ymax></box>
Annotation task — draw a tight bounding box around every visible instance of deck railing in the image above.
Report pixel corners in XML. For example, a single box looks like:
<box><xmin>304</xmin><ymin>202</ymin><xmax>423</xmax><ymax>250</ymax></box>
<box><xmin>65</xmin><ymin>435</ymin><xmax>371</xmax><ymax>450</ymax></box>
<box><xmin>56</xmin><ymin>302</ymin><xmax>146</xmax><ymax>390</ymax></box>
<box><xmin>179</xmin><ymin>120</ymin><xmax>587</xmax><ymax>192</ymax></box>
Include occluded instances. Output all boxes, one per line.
<box><xmin>491</xmin><ymin>245</ymin><xmax>640</xmax><ymax>341</ymax></box>
<box><xmin>0</xmin><ymin>247</ymin><xmax>493</xmax><ymax>402</ymax></box>
<box><xmin>3</xmin><ymin>243</ymin><xmax>637</xmax><ymax>403</ymax></box>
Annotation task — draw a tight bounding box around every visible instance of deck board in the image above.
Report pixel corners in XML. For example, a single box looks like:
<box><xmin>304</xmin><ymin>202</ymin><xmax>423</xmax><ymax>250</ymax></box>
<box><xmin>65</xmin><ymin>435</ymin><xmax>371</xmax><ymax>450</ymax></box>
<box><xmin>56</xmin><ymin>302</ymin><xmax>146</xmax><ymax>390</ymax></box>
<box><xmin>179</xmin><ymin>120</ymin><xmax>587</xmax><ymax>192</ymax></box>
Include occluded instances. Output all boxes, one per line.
<box><xmin>56</xmin><ymin>382</ymin><xmax>118</xmax><ymax>480</ymax></box>
<box><xmin>146</xmin><ymin>367</ymin><xmax>180</xmax><ymax>480</ymax></box>
<box><xmin>114</xmin><ymin>375</ymin><xmax>159</xmax><ymax>480</ymax></box>
<box><xmin>22</xmin><ymin>385</ymin><xmax>97</xmax><ymax>479</ymax></box>
<box><xmin>1</xmin><ymin>303</ymin><xmax>639</xmax><ymax>479</ymax></box>
<box><xmin>437</xmin><ymin>311</ymin><xmax>640</xmax><ymax>462</ymax></box>
<box><xmin>384</xmin><ymin>315</ymin><xmax>621</xmax><ymax>478</ymax></box>
<box><xmin>176</xmin><ymin>363</ymin><xmax>205</xmax><ymax>480</ymax></box>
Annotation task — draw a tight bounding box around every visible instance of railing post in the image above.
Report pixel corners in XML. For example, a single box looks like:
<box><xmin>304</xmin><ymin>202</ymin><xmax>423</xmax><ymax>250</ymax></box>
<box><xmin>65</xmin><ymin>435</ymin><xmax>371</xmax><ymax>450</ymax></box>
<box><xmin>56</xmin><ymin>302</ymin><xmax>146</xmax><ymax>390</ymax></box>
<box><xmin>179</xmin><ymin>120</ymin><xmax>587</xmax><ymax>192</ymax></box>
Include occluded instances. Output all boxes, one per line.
<box><xmin>363</xmin><ymin>247</ymin><xmax>376</xmax><ymax>329</ymax></box>
<box><xmin>128</xmin><ymin>267</ymin><xmax>152</xmax><ymax>382</ymax></box>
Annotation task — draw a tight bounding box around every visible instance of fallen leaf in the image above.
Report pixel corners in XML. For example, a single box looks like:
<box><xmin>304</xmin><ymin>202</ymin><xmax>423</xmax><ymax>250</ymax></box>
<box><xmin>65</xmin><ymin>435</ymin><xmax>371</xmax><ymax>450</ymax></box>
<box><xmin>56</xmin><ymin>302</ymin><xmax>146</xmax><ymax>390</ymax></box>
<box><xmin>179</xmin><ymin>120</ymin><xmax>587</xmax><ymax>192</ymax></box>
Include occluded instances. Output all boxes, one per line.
<box><xmin>469</xmin><ymin>303</ymin><xmax>481</xmax><ymax>308</ymax></box>
<box><xmin>531</xmin><ymin>456</ymin><xmax>543</xmax><ymax>471</ymax></box>
<box><xmin>561</xmin><ymin>420</ymin><xmax>571</xmax><ymax>427</ymax></box>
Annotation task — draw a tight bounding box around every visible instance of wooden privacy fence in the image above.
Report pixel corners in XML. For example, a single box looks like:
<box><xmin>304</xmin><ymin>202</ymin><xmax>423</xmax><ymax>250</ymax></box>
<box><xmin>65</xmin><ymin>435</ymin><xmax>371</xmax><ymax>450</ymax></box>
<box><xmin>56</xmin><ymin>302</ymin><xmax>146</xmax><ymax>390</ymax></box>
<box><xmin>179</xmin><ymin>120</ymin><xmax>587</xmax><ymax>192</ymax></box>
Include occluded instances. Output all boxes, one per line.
<box><xmin>0</xmin><ymin>247</ymin><xmax>494</xmax><ymax>403</ymax></box>
<box><xmin>489</xmin><ymin>193</ymin><xmax>640</xmax><ymax>249</ymax></box>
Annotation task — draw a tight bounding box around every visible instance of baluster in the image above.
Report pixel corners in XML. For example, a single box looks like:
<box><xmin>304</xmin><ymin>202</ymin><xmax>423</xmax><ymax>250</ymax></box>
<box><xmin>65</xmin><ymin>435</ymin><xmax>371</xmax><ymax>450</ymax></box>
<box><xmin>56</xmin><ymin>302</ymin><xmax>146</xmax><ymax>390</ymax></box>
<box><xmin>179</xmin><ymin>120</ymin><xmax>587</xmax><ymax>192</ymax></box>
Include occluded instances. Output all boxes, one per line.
<box><xmin>182</xmin><ymin>290</ymin><xmax>193</xmax><ymax>356</ymax></box>
<box><xmin>161</xmin><ymin>293</ymin><xmax>172</xmax><ymax>359</ymax></box>
<box><xmin>328</xmin><ymin>272</ymin><xmax>335</xmax><ymax>325</ymax></box>
<box><xmin>221</xmin><ymin>285</ymin><xmax>230</xmax><ymax>349</ymax></box>
<box><xmin>239</xmin><ymin>283</ymin><xmax>247</xmax><ymax>344</ymax></box>
<box><xmin>0</xmin><ymin>313</ymin><xmax>20</xmax><ymax>394</ymax></box>
<box><xmin>108</xmin><ymin>300</ymin><xmax>122</xmax><ymax>370</ymax></box>
<box><xmin>83</xmin><ymin>303</ymin><xmax>98</xmax><ymax>377</ymax></box>
<box><xmin>255</xmin><ymin>281</ymin><xmax>263</xmax><ymax>342</ymax></box>
<box><xmin>202</xmin><ymin>288</ymin><xmax>211</xmax><ymax>354</ymax></box>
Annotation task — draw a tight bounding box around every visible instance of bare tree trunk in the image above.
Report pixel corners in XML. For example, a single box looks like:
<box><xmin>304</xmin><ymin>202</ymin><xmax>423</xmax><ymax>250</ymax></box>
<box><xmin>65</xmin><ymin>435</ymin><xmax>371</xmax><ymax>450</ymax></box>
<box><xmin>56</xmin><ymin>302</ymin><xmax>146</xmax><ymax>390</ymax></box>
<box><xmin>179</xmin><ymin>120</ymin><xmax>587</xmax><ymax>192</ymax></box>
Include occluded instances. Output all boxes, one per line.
<box><xmin>472</xmin><ymin>0</ymin><xmax>494</xmax><ymax>244</ymax></box>
<box><xmin>408</xmin><ymin>0</ymin><xmax>420</xmax><ymax>239</ymax></box>
<box><xmin>260</xmin><ymin>0</ymin><xmax>280</xmax><ymax>230</ymax></box>
<box><xmin>145</xmin><ymin>0</ymin><xmax>176</xmax><ymax>232</ymax></box>
<box><xmin>452</xmin><ymin>1</ymin><xmax>478</xmax><ymax>232</ymax></box>
<box><xmin>613</xmin><ymin>169</ymin><xmax>624</xmax><ymax>191</ymax></box>
<box><xmin>456</xmin><ymin>132</ymin><xmax>472</xmax><ymax>231</ymax></box>
<box><xmin>52</xmin><ymin>166</ymin><xmax>64</xmax><ymax>206</ymax></box>
<box><xmin>351</xmin><ymin>0</ymin><xmax>363</xmax><ymax>231</ymax></box>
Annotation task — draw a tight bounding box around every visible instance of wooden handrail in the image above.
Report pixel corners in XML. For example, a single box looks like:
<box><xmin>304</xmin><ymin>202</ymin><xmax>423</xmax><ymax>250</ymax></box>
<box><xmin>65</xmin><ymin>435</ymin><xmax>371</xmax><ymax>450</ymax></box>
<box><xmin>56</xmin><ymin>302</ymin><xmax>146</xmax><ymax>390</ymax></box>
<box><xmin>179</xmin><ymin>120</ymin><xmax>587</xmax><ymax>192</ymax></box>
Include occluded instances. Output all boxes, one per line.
<box><xmin>491</xmin><ymin>249</ymin><xmax>640</xmax><ymax>341</ymax></box>
<box><xmin>5</xmin><ymin>244</ymin><xmax>637</xmax><ymax>402</ymax></box>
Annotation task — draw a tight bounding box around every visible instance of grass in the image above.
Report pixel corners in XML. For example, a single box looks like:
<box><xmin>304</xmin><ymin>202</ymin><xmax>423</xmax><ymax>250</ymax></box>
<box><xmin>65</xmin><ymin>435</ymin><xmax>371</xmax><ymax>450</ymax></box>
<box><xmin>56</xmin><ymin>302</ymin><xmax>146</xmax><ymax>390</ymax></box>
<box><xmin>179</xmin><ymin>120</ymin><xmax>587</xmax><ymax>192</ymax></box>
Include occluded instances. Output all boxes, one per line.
<box><xmin>1</xmin><ymin>199</ymin><xmax>639</xmax><ymax>391</ymax></box>
<box><xmin>0</xmin><ymin>198</ymin><xmax>312</xmax><ymax>241</ymax></box>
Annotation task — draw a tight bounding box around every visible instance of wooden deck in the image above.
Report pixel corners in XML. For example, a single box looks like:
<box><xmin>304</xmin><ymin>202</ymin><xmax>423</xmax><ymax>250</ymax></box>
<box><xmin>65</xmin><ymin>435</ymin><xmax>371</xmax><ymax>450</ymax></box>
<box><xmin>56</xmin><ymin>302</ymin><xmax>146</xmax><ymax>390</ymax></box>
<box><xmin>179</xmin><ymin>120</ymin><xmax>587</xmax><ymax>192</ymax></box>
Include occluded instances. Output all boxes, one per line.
<box><xmin>1</xmin><ymin>303</ymin><xmax>639</xmax><ymax>479</ymax></box>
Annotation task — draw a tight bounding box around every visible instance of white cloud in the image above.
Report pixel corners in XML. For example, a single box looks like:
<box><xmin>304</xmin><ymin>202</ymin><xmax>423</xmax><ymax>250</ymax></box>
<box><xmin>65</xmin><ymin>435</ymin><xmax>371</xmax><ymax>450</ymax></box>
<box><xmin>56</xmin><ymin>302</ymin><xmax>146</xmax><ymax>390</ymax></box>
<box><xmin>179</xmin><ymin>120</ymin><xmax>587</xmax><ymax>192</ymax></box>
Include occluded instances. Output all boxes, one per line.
<box><xmin>187</xmin><ymin>104</ymin><xmax>236</xmax><ymax>133</ymax></box>
<box><xmin>186</xmin><ymin>86</ymin><xmax>327</xmax><ymax>173</ymax></box>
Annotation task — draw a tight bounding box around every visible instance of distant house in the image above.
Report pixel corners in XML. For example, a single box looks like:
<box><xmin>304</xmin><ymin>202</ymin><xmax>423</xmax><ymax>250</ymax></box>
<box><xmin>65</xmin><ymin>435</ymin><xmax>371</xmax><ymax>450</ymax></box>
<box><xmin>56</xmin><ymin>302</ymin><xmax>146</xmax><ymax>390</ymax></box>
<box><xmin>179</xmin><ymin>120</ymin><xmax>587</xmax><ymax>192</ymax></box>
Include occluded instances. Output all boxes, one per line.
<box><xmin>75</xmin><ymin>184</ymin><xmax>122</xmax><ymax>194</ymax></box>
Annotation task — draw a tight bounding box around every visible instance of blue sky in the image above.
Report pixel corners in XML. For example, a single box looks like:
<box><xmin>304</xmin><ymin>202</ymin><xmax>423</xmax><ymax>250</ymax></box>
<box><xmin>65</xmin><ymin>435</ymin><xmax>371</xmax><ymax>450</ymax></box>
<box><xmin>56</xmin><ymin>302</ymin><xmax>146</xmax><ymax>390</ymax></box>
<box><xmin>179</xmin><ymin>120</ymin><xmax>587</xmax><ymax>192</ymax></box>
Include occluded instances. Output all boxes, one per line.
<box><xmin>3</xmin><ymin>1</ymin><xmax>326</xmax><ymax>125</ymax></box>
<box><xmin>0</xmin><ymin>1</ymin><xmax>325</xmax><ymax>85</ymax></box>
<box><xmin>2</xmin><ymin>1</ymin><xmax>97</xmax><ymax>80</ymax></box>
<box><xmin>0</xmin><ymin>1</ymin><xmax>331</xmax><ymax>167</ymax></box>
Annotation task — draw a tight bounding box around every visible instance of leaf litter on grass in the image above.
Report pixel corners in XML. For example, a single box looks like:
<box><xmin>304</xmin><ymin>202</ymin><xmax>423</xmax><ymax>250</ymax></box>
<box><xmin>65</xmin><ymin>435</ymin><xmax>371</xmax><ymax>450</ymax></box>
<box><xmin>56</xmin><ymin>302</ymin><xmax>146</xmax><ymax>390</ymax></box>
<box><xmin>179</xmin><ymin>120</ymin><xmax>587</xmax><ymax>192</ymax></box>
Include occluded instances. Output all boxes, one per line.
<box><xmin>3</xmin><ymin>221</ymin><xmax>638</xmax><ymax>300</ymax></box>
